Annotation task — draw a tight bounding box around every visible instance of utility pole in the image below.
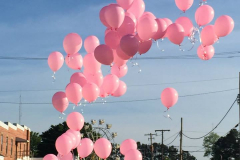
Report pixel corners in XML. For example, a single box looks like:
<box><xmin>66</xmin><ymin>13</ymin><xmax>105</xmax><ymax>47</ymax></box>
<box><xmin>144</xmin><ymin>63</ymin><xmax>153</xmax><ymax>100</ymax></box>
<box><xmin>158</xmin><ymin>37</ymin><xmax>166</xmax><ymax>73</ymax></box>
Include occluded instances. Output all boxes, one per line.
<box><xmin>180</xmin><ymin>118</ymin><xmax>183</xmax><ymax>160</ymax></box>
<box><xmin>144</xmin><ymin>133</ymin><xmax>157</xmax><ymax>160</ymax></box>
<box><xmin>19</xmin><ymin>93</ymin><xmax>22</xmax><ymax>125</ymax></box>
<box><xmin>155</xmin><ymin>130</ymin><xmax>170</xmax><ymax>160</ymax></box>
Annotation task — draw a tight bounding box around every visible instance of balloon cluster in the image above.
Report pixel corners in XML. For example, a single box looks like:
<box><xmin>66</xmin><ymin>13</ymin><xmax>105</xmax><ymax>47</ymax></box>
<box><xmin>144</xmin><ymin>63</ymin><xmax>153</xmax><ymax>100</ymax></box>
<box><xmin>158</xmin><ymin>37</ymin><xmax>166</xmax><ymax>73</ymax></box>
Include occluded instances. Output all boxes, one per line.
<box><xmin>43</xmin><ymin>112</ymin><xmax>142</xmax><ymax>160</ymax></box>
<box><xmin>48</xmin><ymin>0</ymin><xmax>234</xmax><ymax>113</ymax></box>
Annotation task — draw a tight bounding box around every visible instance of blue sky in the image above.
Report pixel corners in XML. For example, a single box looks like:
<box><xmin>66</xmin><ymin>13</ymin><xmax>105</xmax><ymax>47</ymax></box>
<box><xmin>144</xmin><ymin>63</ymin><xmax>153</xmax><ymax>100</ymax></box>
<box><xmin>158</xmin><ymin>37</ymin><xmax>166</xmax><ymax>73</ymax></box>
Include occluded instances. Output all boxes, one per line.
<box><xmin>0</xmin><ymin>0</ymin><xmax>239</xmax><ymax>159</ymax></box>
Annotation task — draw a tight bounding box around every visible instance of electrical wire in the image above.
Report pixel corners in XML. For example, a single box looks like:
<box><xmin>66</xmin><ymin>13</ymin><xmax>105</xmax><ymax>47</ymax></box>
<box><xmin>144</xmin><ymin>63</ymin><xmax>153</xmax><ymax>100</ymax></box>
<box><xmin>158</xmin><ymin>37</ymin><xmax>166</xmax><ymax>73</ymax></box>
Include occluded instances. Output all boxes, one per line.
<box><xmin>166</xmin><ymin>132</ymin><xmax>180</xmax><ymax>146</ymax></box>
<box><xmin>0</xmin><ymin>77</ymin><xmax>237</xmax><ymax>93</ymax></box>
<box><xmin>0</xmin><ymin>51</ymin><xmax>239</xmax><ymax>61</ymax></box>
<box><xmin>0</xmin><ymin>88</ymin><xmax>238</xmax><ymax>105</ymax></box>
<box><xmin>182</xmin><ymin>98</ymin><xmax>237</xmax><ymax>140</ymax></box>
<box><xmin>164</xmin><ymin>131</ymin><xmax>180</xmax><ymax>142</ymax></box>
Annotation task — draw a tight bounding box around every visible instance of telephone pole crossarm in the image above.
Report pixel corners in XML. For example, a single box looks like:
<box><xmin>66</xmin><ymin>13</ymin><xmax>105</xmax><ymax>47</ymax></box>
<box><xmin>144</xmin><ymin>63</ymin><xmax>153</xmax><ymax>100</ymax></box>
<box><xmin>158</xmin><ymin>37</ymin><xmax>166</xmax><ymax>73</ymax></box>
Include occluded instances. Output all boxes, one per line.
<box><xmin>144</xmin><ymin>133</ymin><xmax>157</xmax><ymax>160</ymax></box>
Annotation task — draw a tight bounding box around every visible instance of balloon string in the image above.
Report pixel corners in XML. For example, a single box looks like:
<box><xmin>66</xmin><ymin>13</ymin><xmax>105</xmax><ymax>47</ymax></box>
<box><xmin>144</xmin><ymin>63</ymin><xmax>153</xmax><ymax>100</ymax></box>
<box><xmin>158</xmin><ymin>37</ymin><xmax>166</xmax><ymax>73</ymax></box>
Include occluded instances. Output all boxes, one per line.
<box><xmin>187</xmin><ymin>26</ymin><xmax>201</xmax><ymax>51</ymax></box>
<box><xmin>179</xmin><ymin>45</ymin><xmax>185</xmax><ymax>52</ymax></box>
<box><xmin>58</xmin><ymin>113</ymin><xmax>64</xmax><ymax>120</ymax></box>
<box><xmin>130</xmin><ymin>56</ymin><xmax>142</xmax><ymax>73</ymax></box>
<box><xmin>52</xmin><ymin>72</ymin><xmax>56</xmax><ymax>83</ymax></box>
<box><xmin>156</xmin><ymin>40</ymin><xmax>165</xmax><ymax>52</ymax></box>
<box><xmin>101</xmin><ymin>98</ymin><xmax>107</xmax><ymax>105</ymax></box>
<box><xmin>163</xmin><ymin>109</ymin><xmax>172</xmax><ymax>120</ymax></box>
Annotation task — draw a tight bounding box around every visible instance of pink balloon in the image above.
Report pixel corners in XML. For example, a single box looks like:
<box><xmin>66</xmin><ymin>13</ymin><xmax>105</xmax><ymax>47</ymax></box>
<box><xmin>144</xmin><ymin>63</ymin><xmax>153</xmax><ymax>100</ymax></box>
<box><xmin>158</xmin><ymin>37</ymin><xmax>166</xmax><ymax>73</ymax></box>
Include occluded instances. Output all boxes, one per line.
<box><xmin>167</xmin><ymin>23</ymin><xmax>185</xmax><ymax>45</ymax></box>
<box><xmin>84</xmin><ymin>71</ymin><xmax>103</xmax><ymax>87</ymax></box>
<box><xmin>48</xmin><ymin>51</ymin><xmax>64</xmax><ymax>72</ymax></box>
<box><xmin>125</xmin><ymin>12</ymin><xmax>137</xmax><ymax>26</ymax></box>
<box><xmin>43</xmin><ymin>154</ymin><xmax>58</xmax><ymax>160</ymax></box>
<box><xmin>195</xmin><ymin>5</ymin><xmax>214</xmax><ymax>26</ymax></box>
<box><xmin>111</xmin><ymin>64</ymin><xmax>128</xmax><ymax>78</ymax></box>
<box><xmin>83</xmin><ymin>53</ymin><xmax>101</xmax><ymax>74</ymax></box>
<box><xmin>163</xmin><ymin>18</ymin><xmax>173</xmax><ymax>27</ymax></box>
<box><xmin>77</xmin><ymin>138</ymin><xmax>94</xmax><ymax>158</ymax></box>
<box><xmin>116</xmin><ymin>0</ymin><xmax>134</xmax><ymax>10</ymax></box>
<box><xmin>112</xmin><ymin>81</ymin><xmax>127</xmax><ymax>97</ymax></box>
<box><xmin>120</xmin><ymin>34</ymin><xmax>139</xmax><ymax>57</ymax></box>
<box><xmin>65</xmin><ymin>53</ymin><xmax>83</xmax><ymax>70</ymax></box>
<box><xmin>120</xmin><ymin>139</ymin><xmax>137</xmax><ymax>155</ymax></box>
<box><xmin>65</xmin><ymin>83</ymin><xmax>82</xmax><ymax>105</ymax></box>
<box><xmin>52</xmin><ymin>92</ymin><xmax>69</xmax><ymax>113</ymax></box>
<box><xmin>113</xmin><ymin>50</ymin><xmax>128</xmax><ymax>67</ymax></box>
<box><xmin>70</xmin><ymin>72</ymin><xmax>87</xmax><ymax>87</ymax></box>
<box><xmin>162</xmin><ymin>18</ymin><xmax>172</xmax><ymax>38</ymax></box>
<box><xmin>152</xmin><ymin>18</ymin><xmax>167</xmax><ymax>40</ymax></box>
<box><xmin>102</xmin><ymin>74</ymin><xmax>120</xmax><ymax>95</ymax></box>
<box><xmin>84</xmin><ymin>36</ymin><xmax>100</xmax><ymax>53</ymax></box>
<box><xmin>105</xmin><ymin>28</ymin><xmax>112</xmax><ymax>36</ymax></box>
<box><xmin>55</xmin><ymin>134</ymin><xmax>73</xmax><ymax>156</ymax></box>
<box><xmin>66</xmin><ymin>112</ymin><xmax>84</xmax><ymax>131</ymax></box>
<box><xmin>175</xmin><ymin>0</ymin><xmax>194</xmax><ymax>12</ymax></box>
<box><xmin>201</xmin><ymin>25</ymin><xmax>218</xmax><ymax>47</ymax></box>
<box><xmin>63</xmin><ymin>33</ymin><xmax>82</xmax><ymax>55</ymax></box>
<box><xmin>139</xmin><ymin>12</ymin><xmax>156</xmax><ymax>21</ymax></box>
<box><xmin>57</xmin><ymin>152</ymin><xmax>73</xmax><ymax>160</ymax></box>
<box><xmin>116</xmin><ymin>45</ymin><xmax>132</xmax><ymax>60</ymax></box>
<box><xmin>100</xmin><ymin>6</ymin><xmax>111</xmax><ymax>28</ymax></box>
<box><xmin>118</xmin><ymin>12</ymin><xmax>136</xmax><ymax>37</ymax></box>
<box><xmin>175</xmin><ymin>17</ymin><xmax>193</xmax><ymax>37</ymax></box>
<box><xmin>94</xmin><ymin>44</ymin><xmax>114</xmax><ymax>65</ymax></box>
<box><xmin>105</xmin><ymin>4</ymin><xmax>125</xmax><ymax>29</ymax></box>
<box><xmin>197</xmin><ymin>45</ymin><xmax>215</xmax><ymax>60</ymax></box>
<box><xmin>127</xmin><ymin>0</ymin><xmax>145</xmax><ymax>19</ymax></box>
<box><xmin>82</xmin><ymin>82</ymin><xmax>100</xmax><ymax>103</ymax></box>
<box><xmin>135</xmin><ymin>34</ymin><xmax>152</xmax><ymax>55</ymax></box>
<box><xmin>99</xmin><ymin>86</ymin><xmax>108</xmax><ymax>98</ymax></box>
<box><xmin>63</xmin><ymin>132</ymin><xmax>76</xmax><ymax>150</ymax></box>
<box><xmin>137</xmin><ymin>17</ymin><xmax>158</xmax><ymax>41</ymax></box>
<box><xmin>214</xmin><ymin>15</ymin><xmax>234</xmax><ymax>37</ymax></box>
<box><xmin>161</xmin><ymin>88</ymin><xmax>178</xmax><ymax>109</ymax></box>
<box><xmin>124</xmin><ymin>149</ymin><xmax>142</xmax><ymax>160</ymax></box>
<box><xmin>94</xmin><ymin>138</ymin><xmax>112</xmax><ymax>159</ymax></box>
<box><xmin>105</xmin><ymin>30</ymin><xmax>121</xmax><ymax>49</ymax></box>
<box><xmin>66</xmin><ymin>129</ymin><xmax>81</xmax><ymax>149</ymax></box>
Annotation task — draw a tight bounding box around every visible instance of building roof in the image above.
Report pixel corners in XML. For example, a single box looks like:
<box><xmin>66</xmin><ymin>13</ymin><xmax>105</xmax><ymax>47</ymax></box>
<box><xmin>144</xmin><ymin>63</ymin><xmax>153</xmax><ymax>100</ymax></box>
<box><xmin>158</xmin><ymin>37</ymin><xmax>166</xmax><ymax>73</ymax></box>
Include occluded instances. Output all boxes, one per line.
<box><xmin>0</xmin><ymin>121</ymin><xmax>30</xmax><ymax>131</ymax></box>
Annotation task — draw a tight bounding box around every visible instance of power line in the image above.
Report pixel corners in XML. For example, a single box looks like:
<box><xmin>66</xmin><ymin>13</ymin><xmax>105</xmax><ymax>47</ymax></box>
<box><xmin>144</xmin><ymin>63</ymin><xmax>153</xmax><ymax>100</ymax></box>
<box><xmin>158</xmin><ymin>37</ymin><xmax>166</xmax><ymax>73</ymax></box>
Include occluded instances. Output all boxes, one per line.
<box><xmin>183</xmin><ymin>98</ymin><xmax>237</xmax><ymax>140</ymax></box>
<box><xmin>164</xmin><ymin>132</ymin><xmax>180</xmax><ymax>142</ymax></box>
<box><xmin>0</xmin><ymin>77</ymin><xmax>237</xmax><ymax>93</ymax></box>
<box><xmin>0</xmin><ymin>51</ymin><xmax>239</xmax><ymax>61</ymax></box>
<box><xmin>129</xmin><ymin>77</ymin><xmax>237</xmax><ymax>87</ymax></box>
<box><xmin>0</xmin><ymin>88</ymin><xmax>237</xmax><ymax>105</ymax></box>
<box><xmin>166</xmin><ymin>133</ymin><xmax>179</xmax><ymax>146</ymax></box>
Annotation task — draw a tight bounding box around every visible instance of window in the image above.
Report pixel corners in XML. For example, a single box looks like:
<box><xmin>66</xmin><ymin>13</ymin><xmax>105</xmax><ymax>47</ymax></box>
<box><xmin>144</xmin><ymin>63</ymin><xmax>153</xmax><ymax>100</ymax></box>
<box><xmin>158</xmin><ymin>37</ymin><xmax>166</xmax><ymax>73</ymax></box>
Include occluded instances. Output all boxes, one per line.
<box><xmin>0</xmin><ymin>134</ymin><xmax>3</xmax><ymax>152</ymax></box>
<box><xmin>6</xmin><ymin>137</ymin><xmax>8</xmax><ymax>154</ymax></box>
<box><xmin>10</xmin><ymin>139</ymin><xmax>13</xmax><ymax>155</ymax></box>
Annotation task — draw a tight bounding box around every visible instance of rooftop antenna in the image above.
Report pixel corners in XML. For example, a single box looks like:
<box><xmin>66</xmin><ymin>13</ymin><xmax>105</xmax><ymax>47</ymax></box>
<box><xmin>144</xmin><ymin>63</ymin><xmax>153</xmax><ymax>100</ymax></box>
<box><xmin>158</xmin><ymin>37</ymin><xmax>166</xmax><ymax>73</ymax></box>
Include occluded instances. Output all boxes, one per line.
<box><xmin>19</xmin><ymin>93</ymin><xmax>22</xmax><ymax>125</ymax></box>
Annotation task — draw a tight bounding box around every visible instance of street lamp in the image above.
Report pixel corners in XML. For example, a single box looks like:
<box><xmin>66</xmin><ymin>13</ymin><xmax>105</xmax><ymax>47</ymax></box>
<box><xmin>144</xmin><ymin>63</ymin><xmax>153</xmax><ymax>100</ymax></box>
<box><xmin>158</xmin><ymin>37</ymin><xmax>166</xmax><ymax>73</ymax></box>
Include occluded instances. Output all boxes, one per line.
<box><xmin>99</xmin><ymin>119</ymin><xmax>105</xmax><ymax>125</ymax></box>
<box><xmin>91</xmin><ymin>119</ymin><xmax>96</xmax><ymax>125</ymax></box>
<box><xmin>106</xmin><ymin>124</ymin><xmax>112</xmax><ymax>129</ymax></box>
<box><xmin>112</xmin><ymin>132</ymin><xmax>118</xmax><ymax>138</ymax></box>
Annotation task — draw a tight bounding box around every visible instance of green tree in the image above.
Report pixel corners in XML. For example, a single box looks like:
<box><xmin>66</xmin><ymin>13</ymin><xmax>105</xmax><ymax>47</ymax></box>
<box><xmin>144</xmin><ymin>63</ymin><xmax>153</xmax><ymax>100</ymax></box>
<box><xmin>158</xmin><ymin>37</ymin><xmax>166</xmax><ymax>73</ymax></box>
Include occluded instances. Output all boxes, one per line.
<box><xmin>211</xmin><ymin>129</ymin><xmax>239</xmax><ymax>160</ymax></box>
<box><xmin>137</xmin><ymin>143</ymin><xmax>196</xmax><ymax>160</ymax></box>
<box><xmin>30</xmin><ymin>132</ymin><xmax>41</xmax><ymax>157</ymax></box>
<box><xmin>203</xmin><ymin>132</ymin><xmax>220</xmax><ymax>157</ymax></box>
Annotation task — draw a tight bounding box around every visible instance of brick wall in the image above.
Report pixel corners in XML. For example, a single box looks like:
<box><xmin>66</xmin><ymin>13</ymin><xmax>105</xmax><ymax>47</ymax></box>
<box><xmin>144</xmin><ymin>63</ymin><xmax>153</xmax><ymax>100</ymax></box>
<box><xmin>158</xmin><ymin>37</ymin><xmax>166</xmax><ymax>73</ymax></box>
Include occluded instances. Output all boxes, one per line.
<box><xmin>0</xmin><ymin>121</ymin><xmax>30</xmax><ymax>160</ymax></box>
